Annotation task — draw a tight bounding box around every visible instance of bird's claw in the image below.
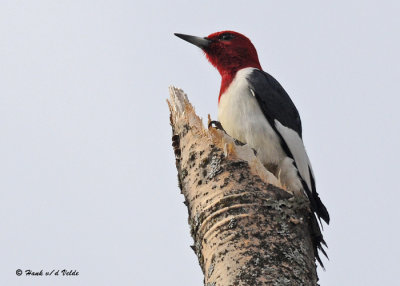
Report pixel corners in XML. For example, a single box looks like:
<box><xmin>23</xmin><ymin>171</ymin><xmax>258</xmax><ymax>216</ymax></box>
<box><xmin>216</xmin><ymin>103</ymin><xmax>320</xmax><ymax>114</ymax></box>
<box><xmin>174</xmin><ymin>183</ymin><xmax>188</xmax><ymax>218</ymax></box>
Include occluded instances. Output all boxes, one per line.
<box><xmin>209</xmin><ymin>121</ymin><xmax>247</xmax><ymax>147</ymax></box>
<box><xmin>208</xmin><ymin>120</ymin><xmax>226</xmax><ymax>133</ymax></box>
<box><xmin>233</xmin><ymin>139</ymin><xmax>246</xmax><ymax>146</ymax></box>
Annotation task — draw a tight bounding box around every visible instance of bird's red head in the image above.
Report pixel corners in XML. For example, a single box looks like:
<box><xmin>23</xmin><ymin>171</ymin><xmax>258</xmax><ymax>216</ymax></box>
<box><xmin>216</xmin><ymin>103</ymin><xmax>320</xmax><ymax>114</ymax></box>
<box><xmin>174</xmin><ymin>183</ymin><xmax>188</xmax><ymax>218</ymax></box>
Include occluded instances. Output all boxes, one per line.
<box><xmin>203</xmin><ymin>31</ymin><xmax>261</xmax><ymax>76</ymax></box>
<box><xmin>175</xmin><ymin>31</ymin><xmax>262</xmax><ymax>101</ymax></box>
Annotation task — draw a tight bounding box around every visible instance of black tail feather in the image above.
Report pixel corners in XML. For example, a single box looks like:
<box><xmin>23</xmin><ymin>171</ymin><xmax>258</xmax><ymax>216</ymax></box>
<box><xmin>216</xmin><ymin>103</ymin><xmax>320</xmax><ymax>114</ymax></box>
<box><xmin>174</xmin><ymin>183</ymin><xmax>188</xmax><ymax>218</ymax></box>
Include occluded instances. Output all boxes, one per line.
<box><xmin>308</xmin><ymin>166</ymin><xmax>330</xmax><ymax>224</ymax></box>
<box><xmin>310</xmin><ymin>213</ymin><xmax>329</xmax><ymax>269</ymax></box>
<box><xmin>301</xmin><ymin>170</ymin><xmax>329</xmax><ymax>268</ymax></box>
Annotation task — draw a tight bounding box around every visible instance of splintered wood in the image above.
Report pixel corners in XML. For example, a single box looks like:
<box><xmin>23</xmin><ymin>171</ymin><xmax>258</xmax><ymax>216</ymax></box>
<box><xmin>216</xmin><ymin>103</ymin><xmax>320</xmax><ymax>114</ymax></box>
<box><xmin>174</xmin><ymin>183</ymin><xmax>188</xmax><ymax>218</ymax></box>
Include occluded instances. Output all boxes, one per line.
<box><xmin>167</xmin><ymin>87</ymin><xmax>318</xmax><ymax>286</ymax></box>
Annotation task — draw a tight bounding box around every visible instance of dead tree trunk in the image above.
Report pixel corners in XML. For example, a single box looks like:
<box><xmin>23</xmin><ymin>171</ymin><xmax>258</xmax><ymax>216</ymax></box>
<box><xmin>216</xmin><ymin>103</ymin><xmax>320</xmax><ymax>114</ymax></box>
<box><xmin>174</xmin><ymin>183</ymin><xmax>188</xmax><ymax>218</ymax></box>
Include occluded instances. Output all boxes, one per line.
<box><xmin>168</xmin><ymin>87</ymin><xmax>318</xmax><ymax>286</ymax></box>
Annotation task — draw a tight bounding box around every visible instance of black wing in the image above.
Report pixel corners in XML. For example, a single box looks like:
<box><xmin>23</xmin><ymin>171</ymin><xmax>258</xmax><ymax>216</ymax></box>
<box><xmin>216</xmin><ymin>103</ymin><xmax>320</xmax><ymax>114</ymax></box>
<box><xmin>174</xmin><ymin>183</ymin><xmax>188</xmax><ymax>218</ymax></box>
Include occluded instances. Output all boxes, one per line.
<box><xmin>246</xmin><ymin>69</ymin><xmax>302</xmax><ymax>137</ymax></box>
<box><xmin>246</xmin><ymin>68</ymin><xmax>329</xmax><ymax>223</ymax></box>
<box><xmin>246</xmin><ymin>68</ymin><xmax>330</xmax><ymax>266</ymax></box>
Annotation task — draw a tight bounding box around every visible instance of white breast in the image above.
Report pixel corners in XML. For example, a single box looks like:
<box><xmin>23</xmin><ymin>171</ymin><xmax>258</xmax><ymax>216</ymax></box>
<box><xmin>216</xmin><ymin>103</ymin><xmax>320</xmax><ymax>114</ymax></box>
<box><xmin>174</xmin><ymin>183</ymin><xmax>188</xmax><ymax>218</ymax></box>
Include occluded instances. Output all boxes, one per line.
<box><xmin>218</xmin><ymin>68</ymin><xmax>286</xmax><ymax>166</ymax></box>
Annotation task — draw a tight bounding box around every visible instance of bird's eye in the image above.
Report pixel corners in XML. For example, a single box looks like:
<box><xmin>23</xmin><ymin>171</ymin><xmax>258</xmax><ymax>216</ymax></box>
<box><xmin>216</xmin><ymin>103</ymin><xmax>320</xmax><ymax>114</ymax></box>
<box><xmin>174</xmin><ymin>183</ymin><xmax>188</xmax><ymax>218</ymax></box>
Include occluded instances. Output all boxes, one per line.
<box><xmin>219</xmin><ymin>33</ymin><xmax>235</xmax><ymax>41</ymax></box>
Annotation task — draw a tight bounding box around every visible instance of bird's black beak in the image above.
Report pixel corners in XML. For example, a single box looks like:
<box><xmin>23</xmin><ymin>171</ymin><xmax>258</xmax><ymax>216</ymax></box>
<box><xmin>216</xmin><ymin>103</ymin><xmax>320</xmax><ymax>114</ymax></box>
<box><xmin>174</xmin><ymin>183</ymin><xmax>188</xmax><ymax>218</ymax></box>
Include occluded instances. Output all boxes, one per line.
<box><xmin>174</xmin><ymin>33</ymin><xmax>212</xmax><ymax>49</ymax></box>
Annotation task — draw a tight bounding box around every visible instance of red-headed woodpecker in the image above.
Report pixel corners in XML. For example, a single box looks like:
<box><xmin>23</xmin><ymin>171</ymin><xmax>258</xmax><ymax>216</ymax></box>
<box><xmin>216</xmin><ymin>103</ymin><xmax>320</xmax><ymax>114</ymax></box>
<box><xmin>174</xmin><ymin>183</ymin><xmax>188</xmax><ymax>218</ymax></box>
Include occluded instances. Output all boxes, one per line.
<box><xmin>175</xmin><ymin>31</ymin><xmax>329</xmax><ymax>266</ymax></box>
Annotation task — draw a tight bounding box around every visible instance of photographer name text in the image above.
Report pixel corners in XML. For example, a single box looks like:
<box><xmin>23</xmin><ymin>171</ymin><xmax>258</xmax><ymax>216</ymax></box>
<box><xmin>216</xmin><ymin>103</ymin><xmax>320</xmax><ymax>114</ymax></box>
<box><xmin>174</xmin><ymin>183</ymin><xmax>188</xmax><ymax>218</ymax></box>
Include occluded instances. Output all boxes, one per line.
<box><xmin>16</xmin><ymin>269</ymin><xmax>79</xmax><ymax>277</ymax></box>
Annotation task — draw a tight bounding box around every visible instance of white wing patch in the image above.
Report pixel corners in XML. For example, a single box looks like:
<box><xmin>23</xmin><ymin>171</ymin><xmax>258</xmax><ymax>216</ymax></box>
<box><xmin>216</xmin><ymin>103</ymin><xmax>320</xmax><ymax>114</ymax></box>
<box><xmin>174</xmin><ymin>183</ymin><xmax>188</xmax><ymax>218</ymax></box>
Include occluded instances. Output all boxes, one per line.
<box><xmin>274</xmin><ymin>120</ymin><xmax>314</xmax><ymax>191</ymax></box>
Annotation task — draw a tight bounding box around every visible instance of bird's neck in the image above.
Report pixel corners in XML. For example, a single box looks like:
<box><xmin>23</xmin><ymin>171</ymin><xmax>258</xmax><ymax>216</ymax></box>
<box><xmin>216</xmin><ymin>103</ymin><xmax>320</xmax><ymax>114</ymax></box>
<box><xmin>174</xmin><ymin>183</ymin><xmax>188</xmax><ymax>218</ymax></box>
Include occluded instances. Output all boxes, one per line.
<box><xmin>218</xmin><ymin>72</ymin><xmax>236</xmax><ymax>103</ymax></box>
<box><xmin>218</xmin><ymin>64</ymin><xmax>261</xmax><ymax>103</ymax></box>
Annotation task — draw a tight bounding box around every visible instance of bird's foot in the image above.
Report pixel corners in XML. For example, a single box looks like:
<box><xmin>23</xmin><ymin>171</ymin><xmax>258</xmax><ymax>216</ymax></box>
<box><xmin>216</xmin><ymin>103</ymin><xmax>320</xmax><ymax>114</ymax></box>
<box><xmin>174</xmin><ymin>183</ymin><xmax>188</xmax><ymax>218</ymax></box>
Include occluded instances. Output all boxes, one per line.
<box><xmin>208</xmin><ymin>120</ymin><xmax>248</xmax><ymax>147</ymax></box>
<box><xmin>208</xmin><ymin>120</ymin><xmax>226</xmax><ymax>133</ymax></box>
<box><xmin>233</xmin><ymin>139</ymin><xmax>245</xmax><ymax>146</ymax></box>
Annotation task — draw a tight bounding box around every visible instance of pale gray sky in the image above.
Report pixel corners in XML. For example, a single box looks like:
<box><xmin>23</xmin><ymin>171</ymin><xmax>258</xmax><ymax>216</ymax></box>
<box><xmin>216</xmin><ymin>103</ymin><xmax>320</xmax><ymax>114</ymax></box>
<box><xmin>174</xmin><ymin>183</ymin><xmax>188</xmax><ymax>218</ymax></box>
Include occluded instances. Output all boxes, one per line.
<box><xmin>1</xmin><ymin>1</ymin><xmax>399</xmax><ymax>285</ymax></box>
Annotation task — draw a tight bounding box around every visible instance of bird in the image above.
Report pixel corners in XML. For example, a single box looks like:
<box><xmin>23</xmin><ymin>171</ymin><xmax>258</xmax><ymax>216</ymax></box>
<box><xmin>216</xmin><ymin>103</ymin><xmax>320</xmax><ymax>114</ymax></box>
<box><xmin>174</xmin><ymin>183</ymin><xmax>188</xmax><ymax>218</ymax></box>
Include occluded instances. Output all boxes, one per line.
<box><xmin>174</xmin><ymin>31</ymin><xmax>329</xmax><ymax>266</ymax></box>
